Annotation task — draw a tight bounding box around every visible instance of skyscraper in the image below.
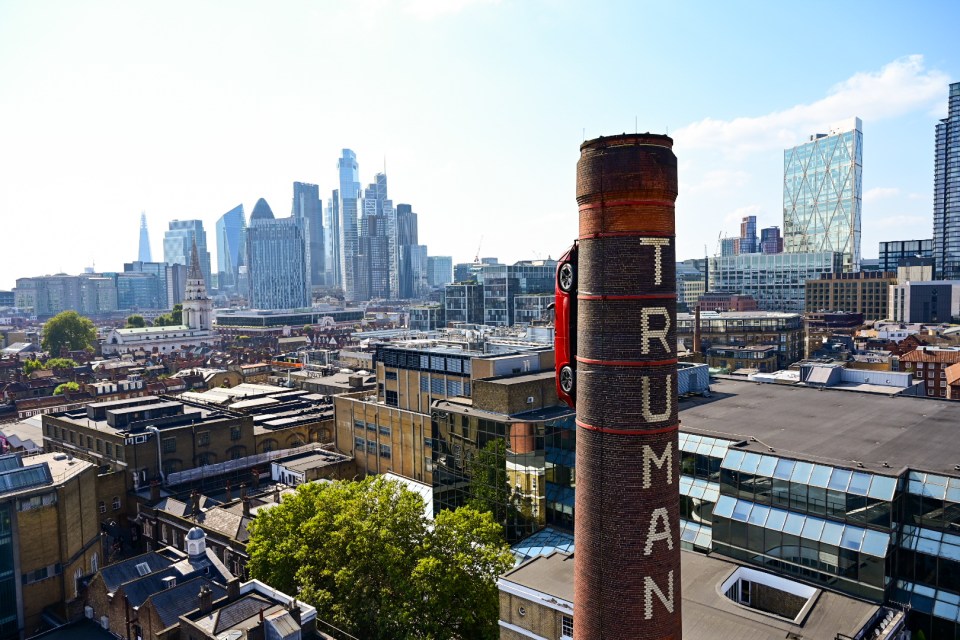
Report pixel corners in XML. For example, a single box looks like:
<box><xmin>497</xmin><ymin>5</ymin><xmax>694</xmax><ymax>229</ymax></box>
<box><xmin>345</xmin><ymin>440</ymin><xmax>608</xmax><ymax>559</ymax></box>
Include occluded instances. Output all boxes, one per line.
<box><xmin>326</xmin><ymin>190</ymin><xmax>342</xmax><ymax>290</ymax></box>
<box><xmin>338</xmin><ymin>150</ymin><xmax>361</xmax><ymax>301</ymax></box>
<box><xmin>934</xmin><ymin>82</ymin><xmax>960</xmax><ymax>280</ymax></box>
<box><xmin>215</xmin><ymin>204</ymin><xmax>246</xmax><ymax>290</ymax></box>
<box><xmin>760</xmin><ymin>226</ymin><xmax>783</xmax><ymax>254</ymax></box>
<box><xmin>427</xmin><ymin>256</ymin><xmax>453</xmax><ymax>288</ymax></box>
<box><xmin>783</xmin><ymin>117</ymin><xmax>862</xmax><ymax>272</ymax></box>
<box><xmin>397</xmin><ymin>203</ymin><xmax>421</xmax><ymax>298</ymax></box>
<box><xmin>292</xmin><ymin>182</ymin><xmax>325</xmax><ymax>287</ymax></box>
<box><xmin>739</xmin><ymin>215</ymin><xmax>757</xmax><ymax>254</ymax></box>
<box><xmin>363</xmin><ymin>173</ymin><xmax>397</xmax><ymax>297</ymax></box>
<box><xmin>138</xmin><ymin>212</ymin><xmax>152</xmax><ymax>262</ymax></box>
<box><xmin>163</xmin><ymin>220</ymin><xmax>212</xmax><ymax>287</ymax></box>
<box><xmin>246</xmin><ymin>198</ymin><xmax>310</xmax><ymax>310</ymax></box>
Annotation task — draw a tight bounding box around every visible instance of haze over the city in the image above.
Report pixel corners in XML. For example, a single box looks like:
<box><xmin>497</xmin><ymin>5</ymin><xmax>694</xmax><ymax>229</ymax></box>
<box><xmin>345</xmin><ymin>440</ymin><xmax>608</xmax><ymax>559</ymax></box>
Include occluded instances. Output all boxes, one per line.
<box><xmin>1</xmin><ymin>0</ymin><xmax>958</xmax><ymax>290</ymax></box>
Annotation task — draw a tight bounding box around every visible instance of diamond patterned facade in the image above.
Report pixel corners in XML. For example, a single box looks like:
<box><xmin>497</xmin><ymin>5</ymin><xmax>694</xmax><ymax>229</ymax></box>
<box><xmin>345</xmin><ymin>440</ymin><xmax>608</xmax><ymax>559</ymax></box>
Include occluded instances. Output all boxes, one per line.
<box><xmin>783</xmin><ymin>117</ymin><xmax>862</xmax><ymax>273</ymax></box>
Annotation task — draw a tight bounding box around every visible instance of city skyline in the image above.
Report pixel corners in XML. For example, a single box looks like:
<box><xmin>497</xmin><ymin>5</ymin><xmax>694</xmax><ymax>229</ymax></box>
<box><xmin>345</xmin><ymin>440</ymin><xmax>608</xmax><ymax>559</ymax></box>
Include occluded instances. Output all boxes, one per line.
<box><xmin>1</xmin><ymin>1</ymin><xmax>959</xmax><ymax>290</ymax></box>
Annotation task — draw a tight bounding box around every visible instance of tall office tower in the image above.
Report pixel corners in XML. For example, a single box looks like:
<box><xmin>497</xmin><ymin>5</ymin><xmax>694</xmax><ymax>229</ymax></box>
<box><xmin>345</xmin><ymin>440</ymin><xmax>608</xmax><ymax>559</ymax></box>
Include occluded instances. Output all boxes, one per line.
<box><xmin>163</xmin><ymin>219</ymin><xmax>212</xmax><ymax>287</ymax></box>
<box><xmin>427</xmin><ymin>256</ymin><xmax>454</xmax><ymax>288</ymax></box>
<box><xmin>363</xmin><ymin>173</ymin><xmax>397</xmax><ymax>296</ymax></box>
<box><xmin>293</xmin><ymin>182</ymin><xmax>325</xmax><ymax>287</ymax></box>
<box><xmin>246</xmin><ymin>198</ymin><xmax>310</xmax><ymax>310</ymax></box>
<box><xmin>338</xmin><ymin>150</ymin><xmax>362</xmax><ymax>301</ymax></box>
<box><xmin>879</xmin><ymin>238</ymin><xmax>934</xmax><ymax>272</ymax></box>
<box><xmin>138</xmin><ymin>212</ymin><xmax>152</xmax><ymax>262</ymax></box>
<box><xmin>739</xmin><ymin>215</ymin><xmax>758</xmax><ymax>253</ymax></box>
<box><xmin>326</xmin><ymin>191</ymin><xmax>342</xmax><ymax>289</ymax></box>
<box><xmin>357</xmin><ymin>212</ymin><xmax>390</xmax><ymax>300</ymax></box>
<box><xmin>574</xmin><ymin>134</ymin><xmax>681</xmax><ymax>639</ymax></box>
<box><xmin>760</xmin><ymin>226</ymin><xmax>783</xmax><ymax>254</ymax></box>
<box><xmin>215</xmin><ymin>204</ymin><xmax>246</xmax><ymax>290</ymax></box>
<box><xmin>934</xmin><ymin>82</ymin><xmax>960</xmax><ymax>279</ymax></box>
<box><xmin>783</xmin><ymin>117</ymin><xmax>863</xmax><ymax>272</ymax></box>
<box><xmin>397</xmin><ymin>203</ymin><xmax>420</xmax><ymax>298</ymax></box>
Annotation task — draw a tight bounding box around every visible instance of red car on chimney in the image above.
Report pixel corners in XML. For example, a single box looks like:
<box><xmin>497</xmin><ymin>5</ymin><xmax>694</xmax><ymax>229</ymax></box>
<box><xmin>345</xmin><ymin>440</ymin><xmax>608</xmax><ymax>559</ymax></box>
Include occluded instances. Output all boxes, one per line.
<box><xmin>554</xmin><ymin>242</ymin><xmax>577</xmax><ymax>409</ymax></box>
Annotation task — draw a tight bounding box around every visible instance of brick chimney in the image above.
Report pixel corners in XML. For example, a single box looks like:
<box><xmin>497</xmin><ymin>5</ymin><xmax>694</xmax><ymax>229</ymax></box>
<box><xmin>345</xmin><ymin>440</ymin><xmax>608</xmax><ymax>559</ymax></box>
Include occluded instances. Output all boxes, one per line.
<box><xmin>198</xmin><ymin>584</ymin><xmax>213</xmax><ymax>614</ymax></box>
<box><xmin>242</xmin><ymin>496</ymin><xmax>251</xmax><ymax>518</ymax></box>
<box><xmin>227</xmin><ymin>577</ymin><xmax>240</xmax><ymax>601</ymax></box>
<box><xmin>251</xmin><ymin>469</ymin><xmax>260</xmax><ymax>490</ymax></box>
<box><xmin>574</xmin><ymin>134</ymin><xmax>682</xmax><ymax>639</ymax></box>
<box><xmin>150</xmin><ymin>480</ymin><xmax>161</xmax><ymax>503</ymax></box>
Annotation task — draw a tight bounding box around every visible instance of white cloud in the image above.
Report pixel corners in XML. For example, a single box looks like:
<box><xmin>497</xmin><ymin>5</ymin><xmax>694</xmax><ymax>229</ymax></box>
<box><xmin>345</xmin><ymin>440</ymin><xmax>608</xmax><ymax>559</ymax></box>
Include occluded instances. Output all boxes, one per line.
<box><xmin>403</xmin><ymin>0</ymin><xmax>501</xmax><ymax>19</ymax></box>
<box><xmin>873</xmin><ymin>214</ymin><xmax>928</xmax><ymax>229</ymax></box>
<box><xmin>685</xmin><ymin>169</ymin><xmax>750</xmax><ymax>194</ymax></box>
<box><xmin>864</xmin><ymin>187</ymin><xmax>901</xmax><ymax>202</ymax></box>
<box><xmin>673</xmin><ymin>55</ymin><xmax>949</xmax><ymax>157</ymax></box>
<box><xmin>723</xmin><ymin>204</ymin><xmax>764</xmax><ymax>225</ymax></box>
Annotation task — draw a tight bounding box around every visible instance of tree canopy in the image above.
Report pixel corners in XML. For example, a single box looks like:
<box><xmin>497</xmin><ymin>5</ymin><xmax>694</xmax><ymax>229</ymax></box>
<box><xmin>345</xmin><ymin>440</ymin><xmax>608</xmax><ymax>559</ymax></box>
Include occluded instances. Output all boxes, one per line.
<box><xmin>53</xmin><ymin>381</ymin><xmax>80</xmax><ymax>395</ymax></box>
<box><xmin>152</xmin><ymin>304</ymin><xmax>183</xmax><ymax>327</ymax></box>
<box><xmin>41</xmin><ymin>311</ymin><xmax>97</xmax><ymax>355</ymax></box>
<box><xmin>125</xmin><ymin>314</ymin><xmax>146</xmax><ymax>328</ymax></box>
<box><xmin>246</xmin><ymin>477</ymin><xmax>514</xmax><ymax>640</ymax></box>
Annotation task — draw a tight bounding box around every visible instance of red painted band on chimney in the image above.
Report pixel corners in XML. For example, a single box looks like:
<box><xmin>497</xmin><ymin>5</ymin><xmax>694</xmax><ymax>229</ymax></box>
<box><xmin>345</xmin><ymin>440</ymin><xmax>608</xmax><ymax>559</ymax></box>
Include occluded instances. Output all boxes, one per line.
<box><xmin>575</xmin><ymin>419</ymin><xmax>680</xmax><ymax>436</ymax></box>
<box><xmin>579</xmin><ymin>230</ymin><xmax>675</xmax><ymax>240</ymax></box>
<box><xmin>579</xmin><ymin>199</ymin><xmax>675</xmax><ymax>210</ymax></box>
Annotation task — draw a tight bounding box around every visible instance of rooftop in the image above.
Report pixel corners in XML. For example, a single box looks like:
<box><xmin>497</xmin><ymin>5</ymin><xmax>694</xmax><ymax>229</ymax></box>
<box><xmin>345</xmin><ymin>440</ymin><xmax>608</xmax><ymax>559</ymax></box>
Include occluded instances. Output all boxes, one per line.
<box><xmin>500</xmin><ymin>550</ymin><xmax>879</xmax><ymax>640</ymax></box>
<box><xmin>679</xmin><ymin>378</ymin><xmax>960</xmax><ymax>476</ymax></box>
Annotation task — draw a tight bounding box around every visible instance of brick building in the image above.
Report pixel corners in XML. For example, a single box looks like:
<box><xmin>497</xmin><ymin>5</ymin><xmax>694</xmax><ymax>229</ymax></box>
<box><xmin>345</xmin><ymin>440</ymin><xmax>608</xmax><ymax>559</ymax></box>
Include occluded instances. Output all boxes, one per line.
<box><xmin>0</xmin><ymin>452</ymin><xmax>101</xmax><ymax>640</ymax></box>
<box><xmin>677</xmin><ymin>311</ymin><xmax>804</xmax><ymax>369</ymax></box>
<box><xmin>899</xmin><ymin>347</ymin><xmax>960</xmax><ymax>398</ymax></box>
<box><xmin>697</xmin><ymin>292</ymin><xmax>758</xmax><ymax>312</ymax></box>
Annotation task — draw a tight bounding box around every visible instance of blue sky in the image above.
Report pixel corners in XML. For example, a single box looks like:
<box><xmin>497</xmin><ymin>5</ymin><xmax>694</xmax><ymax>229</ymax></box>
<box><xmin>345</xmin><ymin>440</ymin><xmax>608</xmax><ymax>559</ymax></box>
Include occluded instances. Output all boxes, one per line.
<box><xmin>1</xmin><ymin>0</ymin><xmax>958</xmax><ymax>290</ymax></box>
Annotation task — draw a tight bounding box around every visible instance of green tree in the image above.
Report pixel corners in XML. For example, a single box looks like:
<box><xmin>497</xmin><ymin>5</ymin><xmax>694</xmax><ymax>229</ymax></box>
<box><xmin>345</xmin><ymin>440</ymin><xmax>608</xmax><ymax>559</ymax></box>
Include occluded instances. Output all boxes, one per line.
<box><xmin>153</xmin><ymin>304</ymin><xmax>183</xmax><ymax>327</ymax></box>
<box><xmin>125</xmin><ymin>314</ymin><xmax>146</xmax><ymax>328</ymax></box>
<box><xmin>45</xmin><ymin>358</ymin><xmax>78</xmax><ymax>372</ymax></box>
<box><xmin>53</xmin><ymin>381</ymin><xmax>80</xmax><ymax>395</ymax></box>
<box><xmin>41</xmin><ymin>311</ymin><xmax>97</xmax><ymax>354</ymax></box>
<box><xmin>23</xmin><ymin>359</ymin><xmax>44</xmax><ymax>375</ymax></box>
<box><xmin>246</xmin><ymin>477</ymin><xmax>513</xmax><ymax>640</ymax></box>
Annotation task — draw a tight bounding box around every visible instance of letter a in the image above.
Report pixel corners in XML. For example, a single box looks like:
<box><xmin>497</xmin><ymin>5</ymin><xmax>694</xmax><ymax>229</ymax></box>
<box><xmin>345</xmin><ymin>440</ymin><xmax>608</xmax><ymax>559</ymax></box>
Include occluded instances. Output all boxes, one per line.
<box><xmin>644</xmin><ymin>507</ymin><xmax>674</xmax><ymax>555</ymax></box>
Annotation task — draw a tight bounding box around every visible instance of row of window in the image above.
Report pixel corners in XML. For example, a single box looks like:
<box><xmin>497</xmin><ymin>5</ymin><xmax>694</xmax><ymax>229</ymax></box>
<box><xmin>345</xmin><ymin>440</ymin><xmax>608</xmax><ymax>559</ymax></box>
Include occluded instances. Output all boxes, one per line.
<box><xmin>97</xmin><ymin>497</ymin><xmax>122</xmax><ymax>513</ymax></box>
<box><xmin>45</xmin><ymin>425</ymin><xmax>124</xmax><ymax>460</ymax></box>
<box><xmin>353</xmin><ymin>437</ymin><xmax>391</xmax><ymax>458</ymax></box>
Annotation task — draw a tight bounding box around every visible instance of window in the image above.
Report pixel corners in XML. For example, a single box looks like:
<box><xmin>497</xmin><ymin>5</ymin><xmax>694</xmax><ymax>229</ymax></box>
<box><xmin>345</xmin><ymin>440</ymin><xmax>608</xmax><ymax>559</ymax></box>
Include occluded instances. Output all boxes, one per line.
<box><xmin>385</xmin><ymin>390</ymin><xmax>398</xmax><ymax>407</ymax></box>
<box><xmin>98</xmin><ymin>501</ymin><xmax>106</xmax><ymax>514</ymax></box>
<box><xmin>105</xmin><ymin>442</ymin><xmax>113</xmax><ymax>457</ymax></box>
<box><xmin>379</xmin><ymin>425</ymin><xmax>391</xmax><ymax>437</ymax></box>
<box><xmin>197</xmin><ymin>431</ymin><xmax>210</xmax><ymax>446</ymax></box>
<box><xmin>231</xmin><ymin>426</ymin><xmax>241</xmax><ymax>441</ymax></box>
<box><xmin>162</xmin><ymin>438</ymin><xmax>176</xmax><ymax>453</ymax></box>
<box><xmin>380</xmin><ymin>444</ymin><xmax>392</xmax><ymax>459</ymax></box>
<box><xmin>115</xmin><ymin>445</ymin><xmax>123</xmax><ymax>461</ymax></box>
<box><xmin>561</xmin><ymin>615</ymin><xmax>574</xmax><ymax>638</ymax></box>
<box><xmin>96</xmin><ymin>439</ymin><xmax>102</xmax><ymax>452</ymax></box>
<box><xmin>86</xmin><ymin>436</ymin><xmax>92</xmax><ymax>449</ymax></box>
<box><xmin>112</xmin><ymin>497</ymin><xmax>121</xmax><ymax>511</ymax></box>
<box><xmin>385</xmin><ymin>371</ymin><xmax>397</xmax><ymax>380</ymax></box>
<box><xmin>69</xmin><ymin>431</ymin><xmax>75</xmax><ymax>444</ymax></box>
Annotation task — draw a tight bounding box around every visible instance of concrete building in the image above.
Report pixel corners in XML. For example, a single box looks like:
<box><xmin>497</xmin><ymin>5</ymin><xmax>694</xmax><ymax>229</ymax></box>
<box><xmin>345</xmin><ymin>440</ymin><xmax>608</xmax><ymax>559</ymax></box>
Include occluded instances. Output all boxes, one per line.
<box><xmin>13</xmin><ymin>275</ymin><xmax>119</xmax><ymax>318</ymax></box>
<box><xmin>708</xmin><ymin>251</ymin><xmax>843</xmax><ymax>313</ymax></box>
<box><xmin>497</xmin><ymin>550</ymin><xmax>899</xmax><ymax>640</ymax></box>
<box><xmin>677</xmin><ymin>311</ymin><xmax>804</xmax><ymax>369</ymax></box>
<box><xmin>478</xmin><ymin>260</ymin><xmax>556</xmax><ymax>326</ymax></box>
<box><xmin>246</xmin><ymin>198</ymin><xmax>310</xmax><ymax>310</ymax></box>
<box><xmin>408</xmin><ymin>305</ymin><xmax>445</xmax><ymax>331</ymax></box>
<box><xmin>444</xmin><ymin>282</ymin><xmax>484</xmax><ymax>325</ymax></box>
<box><xmin>804</xmin><ymin>270</ymin><xmax>897</xmax><ymax>321</ymax></box>
<box><xmin>784</xmin><ymin>117</ymin><xmax>862</xmax><ymax>272</ymax></box>
<box><xmin>934</xmin><ymin>82</ymin><xmax>960</xmax><ymax>280</ymax></box>
<box><xmin>0</xmin><ymin>452</ymin><xmax>101</xmax><ymax>640</ymax></box>
<box><xmin>696</xmin><ymin>292</ymin><xmax>757</xmax><ymax>312</ymax></box>
<box><xmin>889</xmin><ymin>280</ymin><xmax>960</xmax><ymax>323</ymax></box>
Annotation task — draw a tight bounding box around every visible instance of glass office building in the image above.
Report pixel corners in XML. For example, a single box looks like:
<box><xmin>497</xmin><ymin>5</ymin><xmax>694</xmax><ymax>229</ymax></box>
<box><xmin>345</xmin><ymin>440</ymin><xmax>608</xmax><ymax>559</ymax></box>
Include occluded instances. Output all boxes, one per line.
<box><xmin>934</xmin><ymin>83</ymin><xmax>960</xmax><ymax>280</ymax></box>
<box><xmin>708</xmin><ymin>251</ymin><xmax>842</xmax><ymax>313</ymax></box>
<box><xmin>245</xmin><ymin>199</ymin><xmax>310</xmax><ymax>310</ymax></box>
<box><xmin>215</xmin><ymin>204</ymin><xmax>246</xmax><ymax>289</ymax></box>
<box><xmin>784</xmin><ymin>117</ymin><xmax>862</xmax><ymax>273</ymax></box>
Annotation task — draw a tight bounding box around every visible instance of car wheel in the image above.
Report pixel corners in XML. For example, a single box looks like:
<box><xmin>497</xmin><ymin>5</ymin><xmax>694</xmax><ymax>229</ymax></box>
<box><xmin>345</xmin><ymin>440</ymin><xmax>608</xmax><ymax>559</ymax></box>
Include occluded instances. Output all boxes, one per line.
<box><xmin>558</xmin><ymin>262</ymin><xmax>575</xmax><ymax>293</ymax></box>
<box><xmin>559</xmin><ymin>365</ymin><xmax>575</xmax><ymax>394</ymax></box>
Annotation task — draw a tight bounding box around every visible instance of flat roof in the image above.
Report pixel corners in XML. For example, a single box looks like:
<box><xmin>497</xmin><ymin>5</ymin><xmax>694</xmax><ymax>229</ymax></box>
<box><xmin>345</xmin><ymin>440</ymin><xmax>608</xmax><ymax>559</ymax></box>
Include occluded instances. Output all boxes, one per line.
<box><xmin>501</xmin><ymin>551</ymin><xmax>878</xmax><ymax>640</ymax></box>
<box><xmin>679</xmin><ymin>378</ymin><xmax>960</xmax><ymax>476</ymax></box>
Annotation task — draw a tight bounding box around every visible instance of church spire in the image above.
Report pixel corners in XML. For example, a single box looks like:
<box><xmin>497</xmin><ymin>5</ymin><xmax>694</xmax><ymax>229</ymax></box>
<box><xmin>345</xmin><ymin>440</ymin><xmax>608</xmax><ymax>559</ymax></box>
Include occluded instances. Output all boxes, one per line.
<box><xmin>188</xmin><ymin>239</ymin><xmax>203</xmax><ymax>282</ymax></box>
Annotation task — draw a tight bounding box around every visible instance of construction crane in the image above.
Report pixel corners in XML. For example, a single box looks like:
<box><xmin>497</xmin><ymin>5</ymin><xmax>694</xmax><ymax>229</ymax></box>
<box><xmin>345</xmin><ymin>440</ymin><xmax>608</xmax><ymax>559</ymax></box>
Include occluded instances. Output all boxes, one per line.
<box><xmin>474</xmin><ymin>235</ymin><xmax>484</xmax><ymax>264</ymax></box>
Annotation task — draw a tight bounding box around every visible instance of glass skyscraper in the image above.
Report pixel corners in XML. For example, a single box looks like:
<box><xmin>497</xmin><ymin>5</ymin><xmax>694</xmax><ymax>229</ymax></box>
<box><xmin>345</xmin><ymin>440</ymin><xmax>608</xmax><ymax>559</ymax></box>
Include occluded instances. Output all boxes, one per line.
<box><xmin>215</xmin><ymin>204</ymin><xmax>246</xmax><ymax>289</ymax></box>
<box><xmin>783</xmin><ymin>117</ymin><xmax>862</xmax><ymax>273</ymax></box>
<box><xmin>246</xmin><ymin>198</ymin><xmax>310</xmax><ymax>310</ymax></box>
<box><xmin>338</xmin><ymin>150</ymin><xmax>361</xmax><ymax>301</ymax></box>
<box><xmin>138</xmin><ymin>212</ymin><xmax>152</xmax><ymax>262</ymax></box>
<box><xmin>934</xmin><ymin>82</ymin><xmax>960</xmax><ymax>280</ymax></box>
<box><xmin>163</xmin><ymin>219</ymin><xmax>212</xmax><ymax>287</ymax></box>
<box><xmin>292</xmin><ymin>182</ymin><xmax>324</xmax><ymax>288</ymax></box>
